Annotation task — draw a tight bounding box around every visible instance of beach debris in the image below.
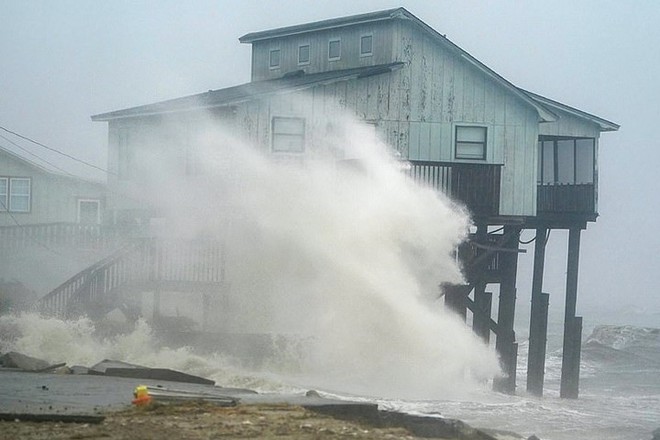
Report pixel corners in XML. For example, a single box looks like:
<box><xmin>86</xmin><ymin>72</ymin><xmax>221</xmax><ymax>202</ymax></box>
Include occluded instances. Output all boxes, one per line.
<box><xmin>131</xmin><ymin>385</ymin><xmax>152</xmax><ymax>406</ymax></box>
<box><xmin>0</xmin><ymin>351</ymin><xmax>59</xmax><ymax>372</ymax></box>
<box><xmin>131</xmin><ymin>385</ymin><xmax>239</xmax><ymax>407</ymax></box>
<box><xmin>0</xmin><ymin>413</ymin><xmax>105</xmax><ymax>424</ymax></box>
<box><xmin>91</xmin><ymin>359</ymin><xmax>215</xmax><ymax>385</ymax></box>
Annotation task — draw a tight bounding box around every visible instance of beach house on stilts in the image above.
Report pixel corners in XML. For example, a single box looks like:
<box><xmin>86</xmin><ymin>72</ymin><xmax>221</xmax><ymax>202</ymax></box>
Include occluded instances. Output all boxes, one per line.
<box><xmin>37</xmin><ymin>8</ymin><xmax>618</xmax><ymax>398</ymax></box>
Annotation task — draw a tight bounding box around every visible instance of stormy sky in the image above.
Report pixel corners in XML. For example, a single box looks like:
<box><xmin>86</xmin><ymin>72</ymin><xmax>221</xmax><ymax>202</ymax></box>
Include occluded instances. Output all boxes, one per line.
<box><xmin>1</xmin><ymin>1</ymin><xmax>658</xmax><ymax>322</ymax></box>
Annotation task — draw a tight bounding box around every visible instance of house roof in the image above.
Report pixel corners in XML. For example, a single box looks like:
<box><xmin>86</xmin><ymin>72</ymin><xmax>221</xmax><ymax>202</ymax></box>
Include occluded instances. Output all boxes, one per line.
<box><xmin>239</xmin><ymin>7</ymin><xmax>559</xmax><ymax>124</ymax></box>
<box><xmin>0</xmin><ymin>144</ymin><xmax>105</xmax><ymax>185</ymax></box>
<box><xmin>239</xmin><ymin>8</ymin><xmax>405</xmax><ymax>43</ymax></box>
<box><xmin>91</xmin><ymin>62</ymin><xmax>405</xmax><ymax>121</ymax></box>
<box><xmin>521</xmin><ymin>89</ymin><xmax>620</xmax><ymax>132</ymax></box>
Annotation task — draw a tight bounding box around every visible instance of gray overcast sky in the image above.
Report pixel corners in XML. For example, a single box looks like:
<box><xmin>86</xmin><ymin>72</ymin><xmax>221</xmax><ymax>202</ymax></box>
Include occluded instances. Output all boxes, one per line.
<box><xmin>1</xmin><ymin>1</ymin><xmax>659</xmax><ymax>320</ymax></box>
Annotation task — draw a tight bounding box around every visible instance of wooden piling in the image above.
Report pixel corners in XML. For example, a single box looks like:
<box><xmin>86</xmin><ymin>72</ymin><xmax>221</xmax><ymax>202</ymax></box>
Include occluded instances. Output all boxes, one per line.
<box><xmin>493</xmin><ymin>226</ymin><xmax>521</xmax><ymax>395</ymax></box>
<box><xmin>527</xmin><ymin>227</ymin><xmax>548</xmax><ymax>396</ymax></box>
<box><xmin>560</xmin><ymin>227</ymin><xmax>582</xmax><ymax>398</ymax></box>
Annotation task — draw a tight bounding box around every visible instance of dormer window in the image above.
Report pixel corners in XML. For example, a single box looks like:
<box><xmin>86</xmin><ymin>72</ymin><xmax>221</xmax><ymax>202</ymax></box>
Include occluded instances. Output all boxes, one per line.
<box><xmin>269</xmin><ymin>49</ymin><xmax>280</xmax><ymax>69</ymax></box>
<box><xmin>328</xmin><ymin>39</ymin><xmax>341</xmax><ymax>61</ymax></box>
<box><xmin>360</xmin><ymin>35</ymin><xmax>373</xmax><ymax>57</ymax></box>
<box><xmin>298</xmin><ymin>44</ymin><xmax>310</xmax><ymax>65</ymax></box>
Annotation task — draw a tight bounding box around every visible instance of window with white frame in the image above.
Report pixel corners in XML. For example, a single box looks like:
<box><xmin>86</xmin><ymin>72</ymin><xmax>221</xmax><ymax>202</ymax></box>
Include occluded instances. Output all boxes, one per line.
<box><xmin>298</xmin><ymin>44</ymin><xmax>310</xmax><ymax>65</ymax></box>
<box><xmin>272</xmin><ymin>117</ymin><xmax>305</xmax><ymax>153</ymax></box>
<box><xmin>269</xmin><ymin>49</ymin><xmax>281</xmax><ymax>69</ymax></box>
<box><xmin>360</xmin><ymin>35</ymin><xmax>373</xmax><ymax>56</ymax></box>
<box><xmin>455</xmin><ymin>126</ymin><xmax>487</xmax><ymax>160</ymax></box>
<box><xmin>328</xmin><ymin>39</ymin><xmax>341</xmax><ymax>61</ymax></box>
<box><xmin>0</xmin><ymin>177</ymin><xmax>31</xmax><ymax>212</ymax></box>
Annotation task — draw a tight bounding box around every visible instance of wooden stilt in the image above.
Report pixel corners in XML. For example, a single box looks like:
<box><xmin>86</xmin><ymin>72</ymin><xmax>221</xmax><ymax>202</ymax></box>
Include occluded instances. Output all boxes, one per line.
<box><xmin>527</xmin><ymin>227</ymin><xmax>548</xmax><ymax>396</ymax></box>
<box><xmin>493</xmin><ymin>226</ymin><xmax>521</xmax><ymax>395</ymax></box>
<box><xmin>444</xmin><ymin>284</ymin><xmax>468</xmax><ymax>320</ymax></box>
<box><xmin>472</xmin><ymin>225</ymin><xmax>491</xmax><ymax>342</ymax></box>
<box><xmin>561</xmin><ymin>227</ymin><xmax>582</xmax><ymax>398</ymax></box>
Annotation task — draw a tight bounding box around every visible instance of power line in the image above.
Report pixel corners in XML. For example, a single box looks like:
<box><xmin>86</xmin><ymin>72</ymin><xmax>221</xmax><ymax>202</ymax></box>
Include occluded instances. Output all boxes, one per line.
<box><xmin>0</xmin><ymin>125</ymin><xmax>115</xmax><ymax>176</ymax></box>
<box><xmin>0</xmin><ymin>134</ymin><xmax>75</xmax><ymax>177</ymax></box>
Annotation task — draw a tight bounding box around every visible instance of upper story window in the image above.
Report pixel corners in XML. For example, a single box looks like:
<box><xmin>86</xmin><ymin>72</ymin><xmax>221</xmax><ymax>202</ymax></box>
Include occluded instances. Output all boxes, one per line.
<box><xmin>328</xmin><ymin>39</ymin><xmax>341</xmax><ymax>61</ymax></box>
<box><xmin>455</xmin><ymin>126</ymin><xmax>487</xmax><ymax>160</ymax></box>
<box><xmin>117</xmin><ymin>128</ymin><xmax>132</xmax><ymax>180</ymax></box>
<box><xmin>360</xmin><ymin>34</ymin><xmax>373</xmax><ymax>57</ymax></box>
<box><xmin>538</xmin><ymin>137</ymin><xmax>595</xmax><ymax>185</ymax></box>
<box><xmin>272</xmin><ymin>117</ymin><xmax>305</xmax><ymax>153</ymax></box>
<box><xmin>298</xmin><ymin>44</ymin><xmax>310</xmax><ymax>65</ymax></box>
<box><xmin>0</xmin><ymin>177</ymin><xmax>31</xmax><ymax>213</ymax></box>
<box><xmin>269</xmin><ymin>49</ymin><xmax>281</xmax><ymax>69</ymax></box>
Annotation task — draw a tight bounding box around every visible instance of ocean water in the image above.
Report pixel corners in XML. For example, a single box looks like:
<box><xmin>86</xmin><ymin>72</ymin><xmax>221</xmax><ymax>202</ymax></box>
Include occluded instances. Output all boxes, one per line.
<box><xmin>1</xmin><ymin>313</ymin><xmax>658</xmax><ymax>440</ymax></box>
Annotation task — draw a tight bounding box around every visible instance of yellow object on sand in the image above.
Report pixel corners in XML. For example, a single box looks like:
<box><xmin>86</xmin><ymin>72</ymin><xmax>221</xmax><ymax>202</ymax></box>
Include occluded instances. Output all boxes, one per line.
<box><xmin>132</xmin><ymin>385</ymin><xmax>152</xmax><ymax>405</ymax></box>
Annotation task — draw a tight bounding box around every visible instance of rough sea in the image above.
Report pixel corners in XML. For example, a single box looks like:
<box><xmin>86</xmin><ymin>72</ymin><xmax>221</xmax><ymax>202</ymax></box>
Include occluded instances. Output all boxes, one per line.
<box><xmin>1</xmin><ymin>311</ymin><xmax>658</xmax><ymax>440</ymax></box>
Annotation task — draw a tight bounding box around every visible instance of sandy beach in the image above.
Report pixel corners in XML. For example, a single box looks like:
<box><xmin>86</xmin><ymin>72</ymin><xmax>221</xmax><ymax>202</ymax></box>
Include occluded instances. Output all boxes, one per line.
<box><xmin>0</xmin><ymin>401</ymin><xmax>429</xmax><ymax>440</ymax></box>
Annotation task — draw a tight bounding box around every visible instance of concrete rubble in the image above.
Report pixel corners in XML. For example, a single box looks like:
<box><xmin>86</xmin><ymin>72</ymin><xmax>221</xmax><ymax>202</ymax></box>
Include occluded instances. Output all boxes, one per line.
<box><xmin>0</xmin><ymin>351</ymin><xmax>530</xmax><ymax>439</ymax></box>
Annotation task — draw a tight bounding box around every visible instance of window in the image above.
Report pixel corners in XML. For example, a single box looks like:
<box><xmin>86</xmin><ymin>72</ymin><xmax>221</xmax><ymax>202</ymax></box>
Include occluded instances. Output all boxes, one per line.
<box><xmin>117</xmin><ymin>128</ymin><xmax>131</xmax><ymax>180</ymax></box>
<box><xmin>328</xmin><ymin>39</ymin><xmax>341</xmax><ymax>61</ymax></box>
<box><xmin>0</xmin><ymin>178</ymin><xmax>7</xmax><ymax>211</ymax></box>
<box><xmin>185</xmin><ymin>124</ymin><xmax>202</xmax><ymax>176</ymax></box>
<box><xmin>455</xmin><ymin>126</ymin><xmax>487</xmax><ymax>160</ymax></box>
<box><xmin>0</xmin><ymin>178</ymin><xmax>31</xmax><ymax>212</ymax></box>
<box><xmin>78</xmin><ymin>199</ymin><xmax>100</xmax><ymax>224</ymax></box>
<box><xmin>360</xmin><ymin>35</ymin><xmax>373</xmax><ymax>56</ymax></box>
<box><xmin>298</xmin><ymin>44</ymin><xmax>310</xmax><ymax>65</ymax></box>
<box><xmin>537</xmin><ymin>137</ymin><xmax>595</xmax><ymax>184</ymax></box>
<box><xmin>269</xmin><ymin>49</ymin><xmax>281</xmax><ymax>69</ymax></box>
<box><xmin>272</xmin><ymin>117</ymin><xmax>305</xmax><ymax>153</ymax></box>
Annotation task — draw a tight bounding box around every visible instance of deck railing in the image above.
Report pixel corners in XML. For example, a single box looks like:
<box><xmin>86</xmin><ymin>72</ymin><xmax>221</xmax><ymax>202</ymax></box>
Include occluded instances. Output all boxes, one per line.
<box><xmin>37</xmin><ymin>238</ymin><xmax>225</xmax><ymax>318</ymax></box>
<box><xmin>537</xmin><ymin>183</ymin><xmax>596</xmax><ymax>216</ymax></box>
<box><xmin>0</xmin><ymin>222</ymin><xmax>126</xmax><ymax>254</ymax></box>
<box><xmin>408</xmin><ymin>161</ymin><xmax>501</xmax><ymax>217</ymax></box>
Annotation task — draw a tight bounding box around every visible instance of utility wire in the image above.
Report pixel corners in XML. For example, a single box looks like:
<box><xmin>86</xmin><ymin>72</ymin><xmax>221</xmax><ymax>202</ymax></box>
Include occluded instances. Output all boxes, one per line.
<box><xmin>0</xmin><ymin>125</ymin><xmax>115</xmax><ymax>176</ymax></box>
<box><xmin>0</xmin><ymin>134</ymin><xmax>75</xmax><ymax>177</ymax></box>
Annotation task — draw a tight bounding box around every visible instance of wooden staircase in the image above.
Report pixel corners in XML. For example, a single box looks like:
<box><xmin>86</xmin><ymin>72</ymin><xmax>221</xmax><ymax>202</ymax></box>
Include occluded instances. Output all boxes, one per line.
<box><xmin>37</xmin><ymin>238</ymin><xmax>226</xmax><ymax>319</ymax></box>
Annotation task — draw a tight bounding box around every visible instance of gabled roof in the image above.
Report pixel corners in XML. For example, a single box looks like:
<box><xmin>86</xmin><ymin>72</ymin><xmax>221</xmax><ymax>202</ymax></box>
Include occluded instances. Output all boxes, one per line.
<box><xmin>91</xmin><ymin>62</ymin><xmax>404</xmax><ymax>121</ymax></box>
<box><xmin>239</xmin><ymin>7</ymin><xmax>558</xmax><ymax>123</ymax></box>
<box><xmin>0</xmin><ymin>144</ymin><xmax>105</xmax><ymax>185</ymax></box>
<box><xmin>521</xmin><ymin>89</ymin><xmax>620</xmax><ymax>132</ymax></box>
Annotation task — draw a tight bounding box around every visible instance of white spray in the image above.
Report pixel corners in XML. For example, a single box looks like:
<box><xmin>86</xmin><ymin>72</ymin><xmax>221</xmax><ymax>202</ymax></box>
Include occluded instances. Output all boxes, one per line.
<box><xmin>2</xmin><ymin>102</ymin><xmax>501</xmax><ymax>399</ymax></box>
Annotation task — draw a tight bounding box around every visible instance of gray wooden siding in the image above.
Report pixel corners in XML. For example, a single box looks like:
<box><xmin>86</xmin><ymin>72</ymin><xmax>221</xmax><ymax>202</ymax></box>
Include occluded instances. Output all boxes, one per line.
<box><xmin>0</xmin><ymin>151</ymin><xmax>105</xmax><ymax>226</ymax></box>
<box><xmin>250</xmin><ymin>22</ymin><xmax>396</xmax><ymax>81</ymax></box>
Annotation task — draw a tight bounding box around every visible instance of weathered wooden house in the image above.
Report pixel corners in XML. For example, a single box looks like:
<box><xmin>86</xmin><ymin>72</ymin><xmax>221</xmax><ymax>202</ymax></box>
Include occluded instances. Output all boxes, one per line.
<box><xmin>46</xmin><ymin>8</ymin><xmax>619</xmax><ymax>397</ymax></box>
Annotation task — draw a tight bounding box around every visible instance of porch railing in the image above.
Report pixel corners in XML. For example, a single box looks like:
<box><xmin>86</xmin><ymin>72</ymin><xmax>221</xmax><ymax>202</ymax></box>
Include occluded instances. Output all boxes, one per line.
<box><xmin>408</xmin><ymin>161</ymin><xmax>501</xmax><ymax>217</ymax></box>
<box><xmin>537</xmin><ymin>183</ymin><xmax>596</xmax><ymax>216</ymax></box>
<box><xmin>0</xmin><ymin>222</ymin><xmax>125</xmax><ymax>253</ymax></box>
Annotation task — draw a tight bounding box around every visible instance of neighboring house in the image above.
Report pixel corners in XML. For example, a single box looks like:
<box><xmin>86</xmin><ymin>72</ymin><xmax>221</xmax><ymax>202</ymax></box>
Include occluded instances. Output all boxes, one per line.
<box><xmin>87</xmin><ymin>8</ymin><xmax>617</xmax><ymax>397</ymax></box>
<box><xmin>0</xmin><ymin>145</ymin><xmax>105</xmax><ymax>227</ymax></box>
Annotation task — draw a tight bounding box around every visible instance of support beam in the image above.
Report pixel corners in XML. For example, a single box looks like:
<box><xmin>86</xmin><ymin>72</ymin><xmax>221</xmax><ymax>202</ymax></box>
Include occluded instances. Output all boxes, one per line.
<box><xmin>561</xmin><ymin>228</ymin><xmax>582</xmax><ymax>398</ymax></box>
<box><xmin>444</xmin><ymin>284</ymin><xmax>469</xmax><ymax>320</ymax></box>
<box><xmin>527</xmin><ymin>227</ymin><xmax>548</xmax><ymax>396</ymax></box>
<box><xmin>472</xmin><ymin>225</ymin><xmax>490</xmax><ymax>342</ymax></box>
<box><xmin>493</xmin><ymin>226</ymin><xmax>521</xmax><ymax>395</ymax></box>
